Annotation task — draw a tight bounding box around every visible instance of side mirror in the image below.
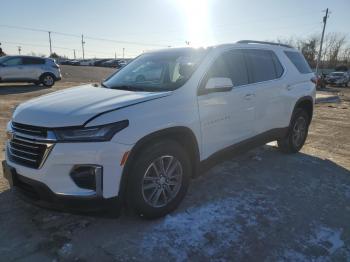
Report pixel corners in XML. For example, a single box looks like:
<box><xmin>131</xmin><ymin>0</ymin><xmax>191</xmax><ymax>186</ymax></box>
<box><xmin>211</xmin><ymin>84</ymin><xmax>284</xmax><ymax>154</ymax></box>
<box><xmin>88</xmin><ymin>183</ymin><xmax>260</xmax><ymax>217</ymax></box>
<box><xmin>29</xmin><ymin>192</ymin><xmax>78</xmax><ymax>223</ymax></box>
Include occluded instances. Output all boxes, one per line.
<box><xmin>203</xmin><ymin>77</ymin><xmax>233</xmax><ymax>94</ymax></box>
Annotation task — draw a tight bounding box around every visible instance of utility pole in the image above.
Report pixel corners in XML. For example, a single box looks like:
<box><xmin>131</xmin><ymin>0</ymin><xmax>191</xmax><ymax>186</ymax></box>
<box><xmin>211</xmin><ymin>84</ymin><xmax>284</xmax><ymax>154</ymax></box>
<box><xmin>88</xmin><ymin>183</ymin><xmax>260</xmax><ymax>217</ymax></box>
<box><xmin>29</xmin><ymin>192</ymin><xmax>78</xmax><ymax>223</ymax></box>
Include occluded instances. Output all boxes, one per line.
<box><xmin>81</xmin><ymin>34</ymin><xmax>85</xmax><ymax>59</ymax></box>
<box><xmin>114</xmin><ymin>52</ymin><xmax>116</xmax><ymax>59</ymax></box>
<box><xmin>122</xmin><ymin>48</ymin><xmax>125</xmax><ymax>59</ymax></box>
<box><xmin>73</xmin><ymin>49</ymin><xmax>76</xmax><ymax>59</ymax></box>
<box><xmin>48</xmin><ymin>31</ymin><xmax>52</xmax><ymax>56</ymax></box>
<box><xmin>17</xmin><ymin>46</ymin><xmax>21</xmax><ymax>55</ymax></box>
<box><xmin>315</xmin><ymin>8</ymin><xmax>329</xmax><ymax>75</ymax></box>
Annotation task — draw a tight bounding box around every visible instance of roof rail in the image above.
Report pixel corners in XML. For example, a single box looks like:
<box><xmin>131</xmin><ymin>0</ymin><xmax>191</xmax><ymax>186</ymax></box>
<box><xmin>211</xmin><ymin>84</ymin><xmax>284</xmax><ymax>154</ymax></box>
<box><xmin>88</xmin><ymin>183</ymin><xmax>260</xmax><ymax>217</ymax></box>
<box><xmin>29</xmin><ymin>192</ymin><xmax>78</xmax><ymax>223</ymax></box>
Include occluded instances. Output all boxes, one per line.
<box><xmin>237</xmin><ymin>40</ymin><xmax>293</xmax><ymax>49</ymax></box>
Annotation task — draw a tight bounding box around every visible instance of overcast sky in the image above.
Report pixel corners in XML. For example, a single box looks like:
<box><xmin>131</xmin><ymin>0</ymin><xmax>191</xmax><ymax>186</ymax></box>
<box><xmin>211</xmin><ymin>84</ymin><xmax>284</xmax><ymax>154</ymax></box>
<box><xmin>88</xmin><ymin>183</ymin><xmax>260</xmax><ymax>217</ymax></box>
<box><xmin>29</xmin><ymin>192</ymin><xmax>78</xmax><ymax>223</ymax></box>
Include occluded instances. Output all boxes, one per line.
<box><xmin>0</xmin><ymin>0</ymin><xmax>349</xmax><ymax>58</ymax></box>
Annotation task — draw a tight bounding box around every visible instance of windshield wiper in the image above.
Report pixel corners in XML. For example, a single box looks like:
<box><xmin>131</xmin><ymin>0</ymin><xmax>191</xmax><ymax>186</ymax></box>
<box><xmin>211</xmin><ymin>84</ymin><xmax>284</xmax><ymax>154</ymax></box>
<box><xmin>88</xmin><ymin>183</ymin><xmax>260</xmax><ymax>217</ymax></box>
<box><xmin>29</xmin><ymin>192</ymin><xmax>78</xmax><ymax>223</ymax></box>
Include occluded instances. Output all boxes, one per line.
<box><xmin>109</xmin><ymin>85</ymin><xmax>141</xmax><ymax>91</ymax></box>
<box><xmin>106</xmin><ymin>84</ymin><xmax>170</xmax><ymax>92</ymax></box>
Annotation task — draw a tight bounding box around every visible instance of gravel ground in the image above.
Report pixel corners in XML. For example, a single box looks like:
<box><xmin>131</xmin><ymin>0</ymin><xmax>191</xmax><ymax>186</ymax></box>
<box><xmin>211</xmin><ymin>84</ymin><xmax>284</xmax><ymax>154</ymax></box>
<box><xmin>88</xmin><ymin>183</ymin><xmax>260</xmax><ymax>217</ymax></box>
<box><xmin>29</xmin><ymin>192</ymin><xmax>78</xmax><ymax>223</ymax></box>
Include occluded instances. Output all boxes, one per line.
<box><xmin>0</xmin><ymin>67</ymin><xmax>349</xmax><ymax>261</ymax></box>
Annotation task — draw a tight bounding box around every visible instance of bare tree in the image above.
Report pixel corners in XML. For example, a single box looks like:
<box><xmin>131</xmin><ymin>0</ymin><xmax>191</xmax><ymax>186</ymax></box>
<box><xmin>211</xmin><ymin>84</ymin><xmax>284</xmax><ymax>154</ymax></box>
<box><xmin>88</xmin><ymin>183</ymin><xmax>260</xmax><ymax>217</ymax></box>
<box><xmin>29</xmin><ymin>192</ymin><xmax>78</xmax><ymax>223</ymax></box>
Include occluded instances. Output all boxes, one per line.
<box><xmin>273</xmin><ymin>32</ymin><xmax>349</xmax><ymax>69</ymax></box>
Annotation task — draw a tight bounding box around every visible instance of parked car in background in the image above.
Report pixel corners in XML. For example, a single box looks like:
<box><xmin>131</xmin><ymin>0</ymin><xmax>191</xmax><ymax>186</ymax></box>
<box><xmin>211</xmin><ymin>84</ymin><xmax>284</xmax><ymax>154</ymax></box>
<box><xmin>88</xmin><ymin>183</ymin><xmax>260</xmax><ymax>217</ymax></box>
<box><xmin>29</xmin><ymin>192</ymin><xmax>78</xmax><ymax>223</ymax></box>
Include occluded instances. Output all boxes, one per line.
<box><xmin>80</xmin><ymin>59</ymin><xmax>95</xmax><ymax>66</ymax></box>
<box><xmin>3</xmin><ymin>41</ymin><xmax>315</xmax><ymax>218</ymax></box>
<box><xmin>101</xmin><ymin>59</ymin><xmax>119</xmax><ymax>68</ymax></box>
<box><xmin>101</xmin><ymin>59</ymin><xmax>126</xmax><ymax>68</ymax></box>
<box><xmin>0</xmin><ymin>56</ymin><xmax>61</xmax><ymax>87</ymax></box>
<box><xmin>59</xmin><ymin>60</ymin><xmax>71</xmax><ymax>65</ymax></box>
<box><xmin>69</xmin><ymin>60</ymin><xmax>80</xmax><ymax>66</ymax></box>
<box><xmin>325</xmin><ymin>71</ymin><xmax>349</xmax><ymax>87</ymax></box>
<box><xmin>93</xmin><ymin>59</ymin><xmax>111</xmax><ymax>67</ymax></box>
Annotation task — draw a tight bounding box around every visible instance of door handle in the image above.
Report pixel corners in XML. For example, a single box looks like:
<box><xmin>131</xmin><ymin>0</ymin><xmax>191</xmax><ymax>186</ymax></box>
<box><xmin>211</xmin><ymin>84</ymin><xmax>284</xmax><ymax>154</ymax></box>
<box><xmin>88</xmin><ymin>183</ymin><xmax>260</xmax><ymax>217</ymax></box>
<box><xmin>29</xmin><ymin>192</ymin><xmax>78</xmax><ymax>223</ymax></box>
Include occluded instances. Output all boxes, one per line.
<box><xmin>244</xmin><ymin>93</ymin><xmax>255</xmax><ymax>100</ymax></box>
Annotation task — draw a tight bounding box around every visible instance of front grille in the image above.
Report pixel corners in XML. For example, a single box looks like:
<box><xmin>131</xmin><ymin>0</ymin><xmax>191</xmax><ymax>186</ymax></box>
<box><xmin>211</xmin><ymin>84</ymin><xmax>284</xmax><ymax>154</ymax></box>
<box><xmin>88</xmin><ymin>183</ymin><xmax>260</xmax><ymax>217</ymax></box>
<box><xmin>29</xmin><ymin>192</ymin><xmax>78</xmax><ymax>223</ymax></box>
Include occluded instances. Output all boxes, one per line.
<box><xmin>12</xmin><ymin>122</ymin><xmax>47</xmax><ymax>138</ymax></box>
<box><xmin>7</xmin><ymin>122</ymin><xmax>54</xmax><ymax>169</ymax></box>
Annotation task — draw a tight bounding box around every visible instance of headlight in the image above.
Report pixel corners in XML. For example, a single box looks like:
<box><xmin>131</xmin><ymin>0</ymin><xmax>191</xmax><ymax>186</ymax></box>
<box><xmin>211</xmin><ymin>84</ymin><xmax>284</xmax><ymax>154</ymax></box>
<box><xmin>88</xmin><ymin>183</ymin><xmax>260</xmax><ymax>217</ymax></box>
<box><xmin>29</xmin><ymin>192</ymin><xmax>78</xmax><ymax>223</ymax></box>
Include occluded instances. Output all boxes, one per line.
<box><xmin>54</xmin><ymin>120</ymin><xmax>129</xmax><ymax>142</ymax></box>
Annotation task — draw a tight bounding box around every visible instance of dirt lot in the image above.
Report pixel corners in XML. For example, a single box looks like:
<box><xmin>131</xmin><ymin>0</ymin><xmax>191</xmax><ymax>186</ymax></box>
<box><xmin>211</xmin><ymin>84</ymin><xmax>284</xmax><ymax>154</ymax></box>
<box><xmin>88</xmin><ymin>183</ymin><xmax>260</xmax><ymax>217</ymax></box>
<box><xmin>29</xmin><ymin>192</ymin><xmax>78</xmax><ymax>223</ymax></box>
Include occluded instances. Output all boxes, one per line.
<box><xmin>0</xmin><ymin>67</ymin><xmax>350</xmax><ymax>261</ymax></box>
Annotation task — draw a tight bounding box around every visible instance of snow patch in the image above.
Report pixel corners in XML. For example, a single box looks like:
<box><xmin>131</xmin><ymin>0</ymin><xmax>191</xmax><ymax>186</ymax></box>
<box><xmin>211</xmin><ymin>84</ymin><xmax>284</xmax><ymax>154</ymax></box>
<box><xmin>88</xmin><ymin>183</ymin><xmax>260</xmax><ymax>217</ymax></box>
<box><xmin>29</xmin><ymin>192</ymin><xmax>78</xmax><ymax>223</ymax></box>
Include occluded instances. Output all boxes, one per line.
<box><xmin>141</xmin><ymin>193</ymin><xmax>279</xmax><ymax>261</ymax></box>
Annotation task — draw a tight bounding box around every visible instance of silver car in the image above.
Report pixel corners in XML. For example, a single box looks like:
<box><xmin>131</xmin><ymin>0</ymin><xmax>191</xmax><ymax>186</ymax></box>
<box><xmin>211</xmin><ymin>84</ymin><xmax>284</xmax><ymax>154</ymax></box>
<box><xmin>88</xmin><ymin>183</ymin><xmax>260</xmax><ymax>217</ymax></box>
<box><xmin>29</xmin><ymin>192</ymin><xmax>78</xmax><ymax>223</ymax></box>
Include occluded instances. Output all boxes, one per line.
<box><xmin>0</xmin><ymin>56</ymin><xmax>62</xmax><ymax>87</ymax></box>
<box><xmin>325</xmin><ymin>71</ymin><xmax>350</xmax><ymax>87</ymax></box>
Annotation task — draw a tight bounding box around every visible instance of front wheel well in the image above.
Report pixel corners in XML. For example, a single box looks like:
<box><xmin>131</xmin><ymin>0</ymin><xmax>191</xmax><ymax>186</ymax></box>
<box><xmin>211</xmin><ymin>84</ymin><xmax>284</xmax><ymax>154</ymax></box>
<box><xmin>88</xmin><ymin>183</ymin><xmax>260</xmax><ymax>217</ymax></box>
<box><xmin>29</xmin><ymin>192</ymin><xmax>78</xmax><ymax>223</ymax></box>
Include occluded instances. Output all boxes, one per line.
<box><xmin>119</xmin><ymin>127</ymin><xmax>200</xmax><ymax>205</ymax></box>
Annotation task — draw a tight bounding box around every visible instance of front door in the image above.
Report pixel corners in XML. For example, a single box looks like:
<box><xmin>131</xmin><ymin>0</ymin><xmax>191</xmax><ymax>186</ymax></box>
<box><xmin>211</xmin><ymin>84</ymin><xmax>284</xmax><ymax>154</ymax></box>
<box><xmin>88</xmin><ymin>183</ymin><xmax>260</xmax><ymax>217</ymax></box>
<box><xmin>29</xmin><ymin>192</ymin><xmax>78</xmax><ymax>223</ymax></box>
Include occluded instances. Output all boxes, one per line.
<box><xmin>197</xmin><ymin>50</ymin><xmax>257</xmax><ymax>160</ymax></box>
<box><xmin>0</xmin><ymin>57</ymin><xmax>28</xmax><ymax>81</ymax></box>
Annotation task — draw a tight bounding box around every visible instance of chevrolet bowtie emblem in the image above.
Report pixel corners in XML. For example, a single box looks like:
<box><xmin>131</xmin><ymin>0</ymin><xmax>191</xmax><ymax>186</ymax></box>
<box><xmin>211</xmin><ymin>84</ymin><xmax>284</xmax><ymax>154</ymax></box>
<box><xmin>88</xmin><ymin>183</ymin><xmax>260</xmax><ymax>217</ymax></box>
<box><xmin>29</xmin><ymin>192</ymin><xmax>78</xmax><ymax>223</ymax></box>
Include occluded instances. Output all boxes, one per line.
<box><xmin>6</xmin><ymin>131</ymin><xmax>15</xmax><ymax>140</ymax></box>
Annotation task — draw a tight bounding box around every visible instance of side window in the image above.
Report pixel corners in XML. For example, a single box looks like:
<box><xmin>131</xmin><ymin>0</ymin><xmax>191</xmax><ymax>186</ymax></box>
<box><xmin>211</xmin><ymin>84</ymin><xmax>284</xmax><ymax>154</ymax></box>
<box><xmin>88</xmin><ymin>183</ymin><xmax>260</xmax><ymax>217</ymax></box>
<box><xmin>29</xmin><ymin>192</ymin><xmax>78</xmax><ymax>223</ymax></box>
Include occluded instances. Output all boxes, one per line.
<box><xmin>271</xmin><ymin>53</ymin><xmax>284</xmax><ymax>77</ymax></box>
<box><xmin>224</xmin><ymin>50</ymin><xmax>249</xmax><ymax>86</ymax></box>
<box><xmin>284</xmin><ymin>51</ymin><xmax>312</xmax><ymax>74</ymax></box>
<box><xmin>23</xmin><ymin>57</ymin><xmax>45</xmax><ymax>65</ymax></box>
<box><xmin>244</xmin><ymin>49</ymin><xmax>280</xmax><ymax>83</ymax></box>
<box><xmin>3</xmin><ymin>57</ymin><xmax>23</xmax><ymax>66</ymax></box>
<box><xmin>205</xmin><ymin>51</ymin><xmax>249</xmax><ymax>86</ymax></box>
<box><xmin>207</xmin><ymin>54</ymin><xmax>231</xmax><ymax>79</ymax></box>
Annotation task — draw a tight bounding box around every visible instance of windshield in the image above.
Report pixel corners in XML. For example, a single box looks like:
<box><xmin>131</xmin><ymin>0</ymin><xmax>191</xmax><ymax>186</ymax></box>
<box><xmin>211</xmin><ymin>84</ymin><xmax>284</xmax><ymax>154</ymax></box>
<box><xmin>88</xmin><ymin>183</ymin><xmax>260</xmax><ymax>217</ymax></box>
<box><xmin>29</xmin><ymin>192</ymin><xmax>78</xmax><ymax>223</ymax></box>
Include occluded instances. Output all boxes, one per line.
<box><xmin>102</xmin><ymin>48</ymin><xmax>208</xmax><ymax>92</ymax></box>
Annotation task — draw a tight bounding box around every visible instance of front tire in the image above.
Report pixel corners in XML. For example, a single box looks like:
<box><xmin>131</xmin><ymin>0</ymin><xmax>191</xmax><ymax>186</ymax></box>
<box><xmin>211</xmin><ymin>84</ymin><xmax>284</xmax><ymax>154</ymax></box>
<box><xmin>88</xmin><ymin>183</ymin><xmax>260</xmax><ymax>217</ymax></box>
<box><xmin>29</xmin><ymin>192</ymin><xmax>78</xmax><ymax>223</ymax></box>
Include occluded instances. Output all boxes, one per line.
<box><xmin>127</xmin><ymin>140</ymin><xmax>191</xmax><ymax>219</ymax></box>
<box><xmin>278</xmin><ymin>108</ymin><xmax>310</xmax><ymax>153</ymax></box>
<box><xmin>40</xmin><ymin>73</ymin><xmax>55</xmax><ymax>87</ymax></box>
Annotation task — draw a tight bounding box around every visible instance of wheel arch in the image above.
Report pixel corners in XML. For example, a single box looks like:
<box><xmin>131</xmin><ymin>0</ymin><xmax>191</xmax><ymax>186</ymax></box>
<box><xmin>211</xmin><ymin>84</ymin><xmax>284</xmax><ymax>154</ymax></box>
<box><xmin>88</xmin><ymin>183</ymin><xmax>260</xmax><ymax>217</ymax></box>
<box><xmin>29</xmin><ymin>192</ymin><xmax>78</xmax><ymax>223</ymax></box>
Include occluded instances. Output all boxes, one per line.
<box><xmin>118</xmin><ymin>126</ymin><xmax>200</xmax><ymax>205</ymax></box>
<box><xmin>39</xmin><ymin>72</ymin><xmax>57</xmax><ymax>80</ymax></box>
<box><xmin>291</xmin><ymin>96</ymin><xmax>314</xmax><ymax>125</ymax></box>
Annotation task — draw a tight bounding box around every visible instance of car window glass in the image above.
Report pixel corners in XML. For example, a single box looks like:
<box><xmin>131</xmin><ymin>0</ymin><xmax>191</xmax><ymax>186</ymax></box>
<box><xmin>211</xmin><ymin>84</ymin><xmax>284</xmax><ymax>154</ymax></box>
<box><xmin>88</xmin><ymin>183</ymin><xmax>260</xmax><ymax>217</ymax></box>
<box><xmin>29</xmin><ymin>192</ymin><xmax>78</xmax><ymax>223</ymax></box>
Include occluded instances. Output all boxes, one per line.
<box><xmin>271</xmin><ymin>52</ymin><xmax>284</xmax><ymax>77</ymax></box>
<box><xmin>23</xmin><ymin>57</ymin><xmax>45</xmax><ymax>65</ymax></box>
<box><xmin>3</xmin><ymin>57</ymin><xmax>23</xmax><ymax>66</ymax></box>
<box><xmin>224</xmin><ymin>50</ymin><xmax>249</xmax><ymax>86</ymax></box>
<box><xmin>103</xmin><ymin>49</ymin><xmax>208</xmax><ymax>91</ymax></box>
<box><xmin>207</xmin><ymin>54</ymin><xmax>231</xmax><ymax>79</ymax></box>
<box><xmin>284</xmin><ymin>51</ymin><xmax>312</xmax><ymax>74</ymax></box>
<box><xmin>244</xmin><ymin>49</ymin><xmax>277</xmax><ymax>83</ymax></box>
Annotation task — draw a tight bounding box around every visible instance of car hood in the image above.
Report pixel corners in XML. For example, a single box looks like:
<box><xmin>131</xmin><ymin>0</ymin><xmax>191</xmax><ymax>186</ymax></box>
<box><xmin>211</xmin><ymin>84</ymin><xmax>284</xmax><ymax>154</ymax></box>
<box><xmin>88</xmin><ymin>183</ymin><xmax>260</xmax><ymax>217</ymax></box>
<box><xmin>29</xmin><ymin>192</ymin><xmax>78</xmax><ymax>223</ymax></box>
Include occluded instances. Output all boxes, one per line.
<box><xmin>13</xmin><ymin>84</ymin><xmax>171</xmax><ymax>127</ymax></box>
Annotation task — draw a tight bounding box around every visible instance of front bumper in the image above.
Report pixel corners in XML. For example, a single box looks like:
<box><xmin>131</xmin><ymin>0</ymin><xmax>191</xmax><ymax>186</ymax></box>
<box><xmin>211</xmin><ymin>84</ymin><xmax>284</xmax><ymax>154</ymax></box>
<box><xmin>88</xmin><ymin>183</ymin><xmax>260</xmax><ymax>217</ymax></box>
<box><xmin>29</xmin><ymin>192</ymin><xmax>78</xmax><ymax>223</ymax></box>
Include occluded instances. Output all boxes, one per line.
<box><xmin>2</xmin><ymin>160</ymin><xmax>121</xmax><ymax>213</ymax></box>
<box><xmin>5</xmin><ymin>138</ymin><xmax>132</xmax><ymax>199</ymax></box>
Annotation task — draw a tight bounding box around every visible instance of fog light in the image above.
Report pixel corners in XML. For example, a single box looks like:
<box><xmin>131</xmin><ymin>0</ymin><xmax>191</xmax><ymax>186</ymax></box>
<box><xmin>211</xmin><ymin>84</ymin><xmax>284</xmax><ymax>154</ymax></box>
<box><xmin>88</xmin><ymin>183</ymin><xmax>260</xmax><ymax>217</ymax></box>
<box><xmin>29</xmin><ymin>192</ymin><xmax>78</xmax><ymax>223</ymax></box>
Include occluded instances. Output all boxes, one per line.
<box><xmin>70</xmin><ymin>165</ymin><xmax>102</xmax><ymax>195</ymax></box>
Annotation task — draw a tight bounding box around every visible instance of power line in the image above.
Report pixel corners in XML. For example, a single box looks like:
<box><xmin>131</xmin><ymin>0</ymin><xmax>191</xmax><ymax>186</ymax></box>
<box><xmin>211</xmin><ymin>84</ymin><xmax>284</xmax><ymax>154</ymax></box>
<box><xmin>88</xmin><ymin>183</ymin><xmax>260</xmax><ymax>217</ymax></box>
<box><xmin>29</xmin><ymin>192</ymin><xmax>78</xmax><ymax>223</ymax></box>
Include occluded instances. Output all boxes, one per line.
<box><xmin>0</xmin><ymin>24</ymin><xmax>168</xmax><ymax>47</ymax></box>
<box><xmin>2</xmin><ymin>40</ymin><xmax>142</xmax><ymax>58</ymax></box>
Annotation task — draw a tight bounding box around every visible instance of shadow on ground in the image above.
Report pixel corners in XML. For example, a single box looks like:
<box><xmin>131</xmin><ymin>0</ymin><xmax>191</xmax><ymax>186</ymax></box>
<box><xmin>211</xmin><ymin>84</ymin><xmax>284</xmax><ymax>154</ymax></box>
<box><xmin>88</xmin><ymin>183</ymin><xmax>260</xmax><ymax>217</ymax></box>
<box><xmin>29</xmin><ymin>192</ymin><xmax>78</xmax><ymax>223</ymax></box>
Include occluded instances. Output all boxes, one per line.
<box><xmin>0</xmin><ymin>145</ymin><xmax>349</xmax><ymax>261</ymax></box>
<box><xmin>0</xmin><ymin>84</ymin><xmax>49</xmax><ymax>95</ymax></box>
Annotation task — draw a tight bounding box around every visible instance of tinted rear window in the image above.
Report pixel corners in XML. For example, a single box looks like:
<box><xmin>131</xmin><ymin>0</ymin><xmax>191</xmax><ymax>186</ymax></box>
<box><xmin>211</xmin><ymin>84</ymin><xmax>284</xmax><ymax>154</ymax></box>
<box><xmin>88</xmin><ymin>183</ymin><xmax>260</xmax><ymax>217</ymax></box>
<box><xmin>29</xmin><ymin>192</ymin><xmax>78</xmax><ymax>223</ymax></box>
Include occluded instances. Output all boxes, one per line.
<box><xmin>244</xmin><ymin>49</ymin><xmax>284</xmax><ymax>83</ymax></box>
<box><xmin>284</xmin><ymin>51</ymin><xmax>312</xmax><ymax>74</ymax></box>
<box><xmin>23</xmin><ymin>57</ymin><xmax>45</xmax><ymax>65</ymax></box>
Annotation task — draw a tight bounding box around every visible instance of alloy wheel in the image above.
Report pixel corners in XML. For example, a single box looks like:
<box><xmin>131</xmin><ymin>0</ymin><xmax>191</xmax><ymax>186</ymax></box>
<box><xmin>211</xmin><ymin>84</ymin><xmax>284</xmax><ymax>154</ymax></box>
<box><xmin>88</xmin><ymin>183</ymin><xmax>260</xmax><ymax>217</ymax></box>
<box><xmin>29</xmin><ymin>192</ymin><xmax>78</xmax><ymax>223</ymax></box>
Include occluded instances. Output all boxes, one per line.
<box><xmin>141</xmin><ymin>155</ymin><xmax>183</xmax><ymax>208</ymax></box>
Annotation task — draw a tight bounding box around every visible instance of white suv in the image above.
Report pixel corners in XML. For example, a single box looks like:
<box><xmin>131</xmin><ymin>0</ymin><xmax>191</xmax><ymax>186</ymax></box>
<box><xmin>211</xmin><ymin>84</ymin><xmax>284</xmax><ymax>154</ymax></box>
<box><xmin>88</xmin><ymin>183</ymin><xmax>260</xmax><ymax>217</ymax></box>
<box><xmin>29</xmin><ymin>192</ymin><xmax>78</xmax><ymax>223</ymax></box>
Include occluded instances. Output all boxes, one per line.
<box><xmin>2</xmin><ymin>41</ymin><xmax>315</xmax><ymax>218</ymax></box>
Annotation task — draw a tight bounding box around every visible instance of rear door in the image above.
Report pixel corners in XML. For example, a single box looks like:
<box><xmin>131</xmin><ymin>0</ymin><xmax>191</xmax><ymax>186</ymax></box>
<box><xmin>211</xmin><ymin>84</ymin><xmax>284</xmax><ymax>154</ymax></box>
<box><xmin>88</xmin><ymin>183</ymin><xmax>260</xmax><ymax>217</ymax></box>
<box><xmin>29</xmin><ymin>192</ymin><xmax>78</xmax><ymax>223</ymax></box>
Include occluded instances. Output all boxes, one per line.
<box><xmin>197</xmin><ymin>50</ymin><xmax>257</xmax><ymax>159</ymax></box>
<box><xmin>22</xmin><ymin>57</ymin><xmax>45</xmax><ymax>79</ymax></box>
<box><xmin>243</xmin><ymin>49</ymin><xmax>286</xmax><ymax>134</ymax></box>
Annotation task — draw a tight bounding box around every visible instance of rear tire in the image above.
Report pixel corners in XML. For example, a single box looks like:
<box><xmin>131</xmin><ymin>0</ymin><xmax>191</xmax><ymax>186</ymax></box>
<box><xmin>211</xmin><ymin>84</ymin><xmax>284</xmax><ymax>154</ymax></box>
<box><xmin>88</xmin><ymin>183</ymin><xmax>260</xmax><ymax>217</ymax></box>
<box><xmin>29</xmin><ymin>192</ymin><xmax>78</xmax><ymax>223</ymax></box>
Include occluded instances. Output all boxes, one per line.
<box><xmin>126</xmin><ymin>140</ymin><xmax>191</xmax><ymax>219</ymax></box>
<box><xmin>40</xmin><ymin>73</ymin><xmax>55</xmax><ymax>87</ymax></box>
<box><xmin>278</xmin><ymin>108</ymin><xmax>310</xmax><ymax>153</ymax></box>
